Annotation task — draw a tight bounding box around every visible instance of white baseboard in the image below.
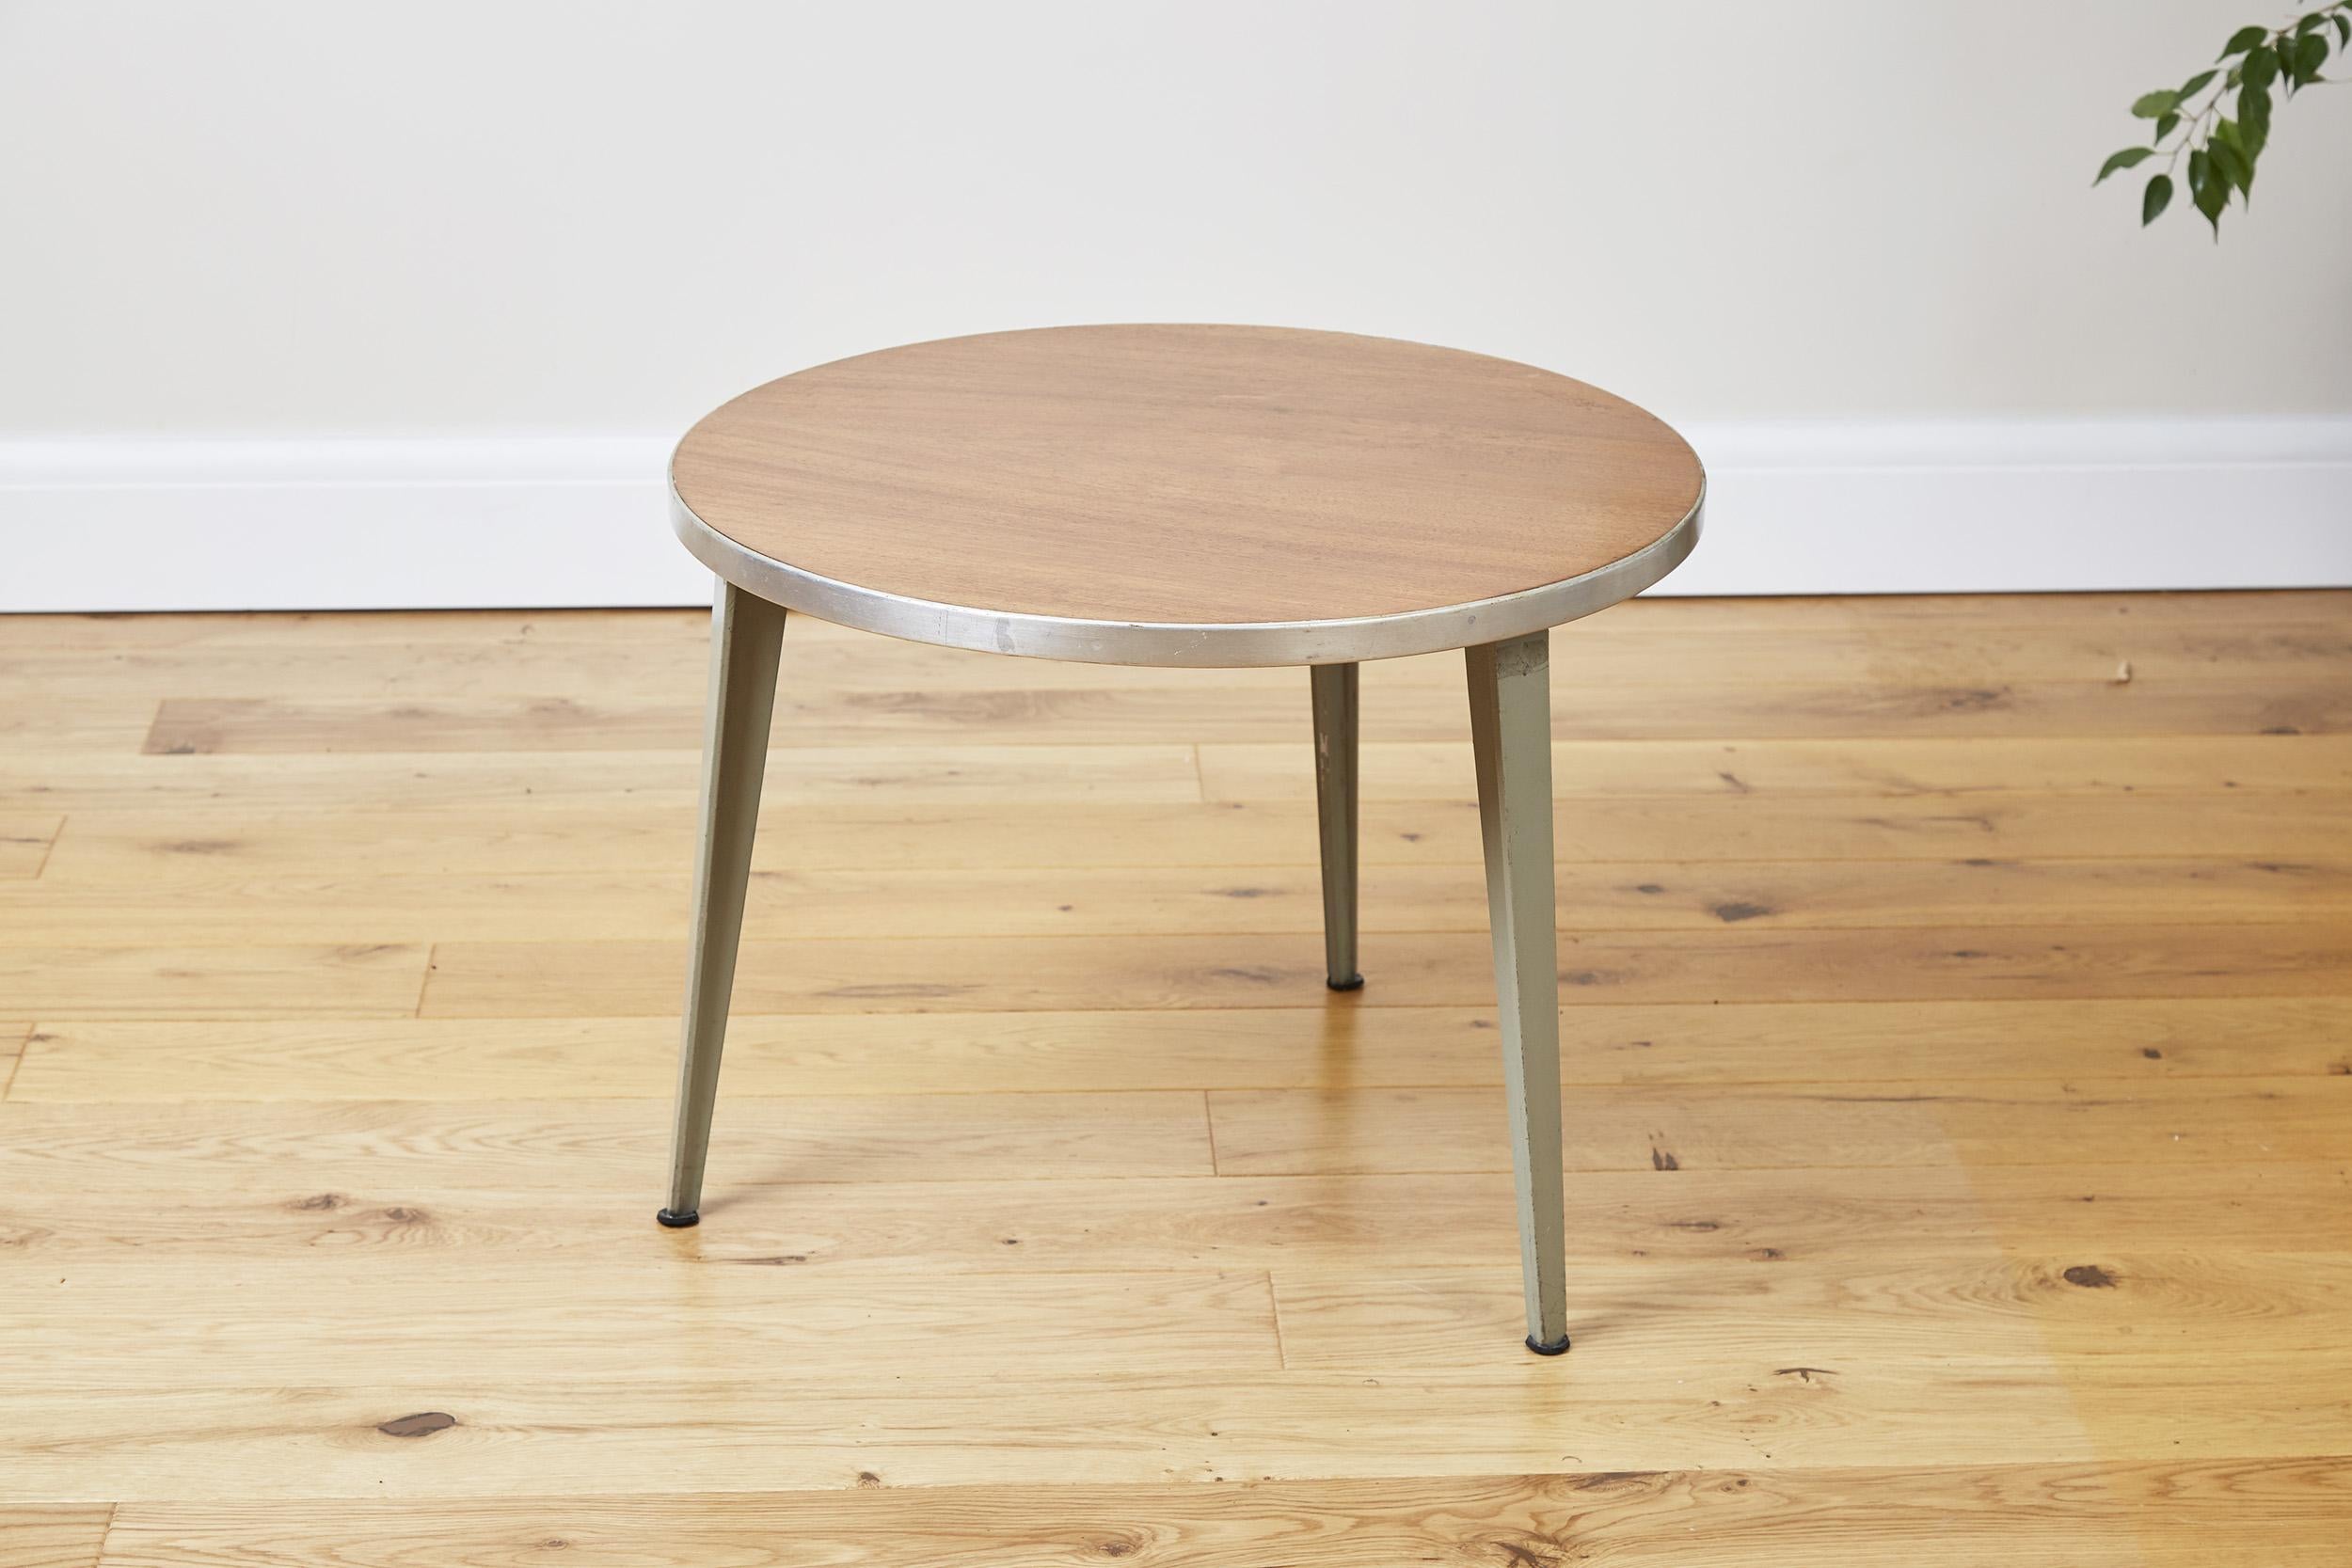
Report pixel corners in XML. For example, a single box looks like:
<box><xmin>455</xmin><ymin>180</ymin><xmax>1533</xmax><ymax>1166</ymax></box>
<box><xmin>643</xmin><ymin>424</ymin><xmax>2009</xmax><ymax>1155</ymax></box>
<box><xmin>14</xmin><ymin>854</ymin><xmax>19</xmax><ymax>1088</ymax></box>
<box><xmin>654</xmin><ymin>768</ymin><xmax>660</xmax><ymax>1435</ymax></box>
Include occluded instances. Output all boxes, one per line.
<box><xmin>0</xmin><ymin>437</ymin><xmax>695</xmax><ymax>612</ymax></box>
<box><xmin>3</xmin><ymin>420</ymin><xmax>2347</xmax><ymax>612</ymax></box>
<box><xmin>1661</xmin><ymin>416</ymin><xmax>2352</xmax><ymax>596</ymax></box>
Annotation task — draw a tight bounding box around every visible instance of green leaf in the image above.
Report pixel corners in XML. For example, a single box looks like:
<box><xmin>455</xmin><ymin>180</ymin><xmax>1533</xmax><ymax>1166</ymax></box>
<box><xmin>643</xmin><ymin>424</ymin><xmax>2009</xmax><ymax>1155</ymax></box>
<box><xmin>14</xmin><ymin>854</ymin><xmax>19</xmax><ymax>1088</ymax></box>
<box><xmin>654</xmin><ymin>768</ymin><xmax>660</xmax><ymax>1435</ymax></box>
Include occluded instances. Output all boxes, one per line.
<box><xmin>2188</xmin><ymin>148</ymin><xmax>2228</xmax><ymax>235</ymax></box>
<box><xmin>2335</xmin><ymin>13</ymin><xmax>2350</xmax><ymax>48</ymax></box>
<box><xmin>2095</xmin><ymin>145</ymin><xmax>2156</xmax><ymax>183</ymax></box>
<box><xmin>2220</xmin><ymin>24</ymin><xmax>2269</xmax><ymax>56</ymax></box>
<box><xmin>2244</xmin><ymin>45</ymin><xmax>2280</xmax><ymax>88</ymax></box>
<box><xmin>2131</xmin><ymin>88</ymin><xmax>2182</xmax><ymax>118</ymax></box>
<box><xmin>2142</xmin><ymin>172</ymin><xmax>2174</xmax><ymax>225</ymax></box>
<box><xmin>2155</xmin><ymin>111</ymin><xmax>2181</xmax><ymax>139</ymax></box>
<box><xmin>2180</xmin><ymin>68</ymin><xmax>2219</xmax><ymax>97</ymax></box>
<box><xmin>2240</xmin><ymin>83</ymin><xmax>2272</xmax><ymax>157</ymax></box>
<box><xmin>2291</xmin><ymin>31</ymin><xmax>2329</xmax><ymax>85</ymax></box>
<box><xmin>2208</xmin><ymin>132</ymin><xmax>2254</xmax><ymax>198</ymax></box>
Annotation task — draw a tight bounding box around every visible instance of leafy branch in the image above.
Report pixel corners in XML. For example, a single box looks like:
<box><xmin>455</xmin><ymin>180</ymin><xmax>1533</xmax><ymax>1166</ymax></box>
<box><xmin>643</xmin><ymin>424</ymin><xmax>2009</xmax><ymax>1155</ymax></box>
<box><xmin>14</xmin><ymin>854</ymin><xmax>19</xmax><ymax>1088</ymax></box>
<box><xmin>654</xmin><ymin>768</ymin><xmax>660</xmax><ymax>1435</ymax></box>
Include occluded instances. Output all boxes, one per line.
<box><xmin>2096</xmin><ymin>4</ymin><xmax>2349</xmax><ymax>236</ymax></box>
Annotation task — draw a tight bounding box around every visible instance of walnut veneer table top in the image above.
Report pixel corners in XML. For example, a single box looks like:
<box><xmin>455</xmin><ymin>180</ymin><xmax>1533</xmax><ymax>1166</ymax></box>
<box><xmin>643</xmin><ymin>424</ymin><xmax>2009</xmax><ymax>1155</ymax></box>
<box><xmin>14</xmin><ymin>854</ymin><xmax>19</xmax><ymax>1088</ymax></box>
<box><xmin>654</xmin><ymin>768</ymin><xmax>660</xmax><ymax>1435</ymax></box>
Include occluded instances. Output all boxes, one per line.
<box><xmin>669</xmin><ymin>325</ymin><xmax>1703</xmax><ymax>666</ymax></box>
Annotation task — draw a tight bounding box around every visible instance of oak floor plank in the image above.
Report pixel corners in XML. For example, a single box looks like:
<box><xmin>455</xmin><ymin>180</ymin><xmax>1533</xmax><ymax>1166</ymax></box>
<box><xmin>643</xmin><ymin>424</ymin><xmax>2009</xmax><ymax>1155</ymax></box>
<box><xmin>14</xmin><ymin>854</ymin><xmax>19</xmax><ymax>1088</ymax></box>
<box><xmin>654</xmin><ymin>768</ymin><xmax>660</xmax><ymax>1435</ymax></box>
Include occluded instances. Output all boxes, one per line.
<box><xmin>1204</xmin><ymin>733</ymin><xmax>2352</xmax><ymax>800</ymax></box>
<box><xmin>0</xmin><ymin>697</ymin><xmax>154</xmax><ymax>752</ymax></box>
<box><xmin>14</xmin><ymin>1242</ymin><xmax>2167</xmax><ymax>1390</ymax></box>
<box><xmin>1497</xmin><ymin>790</ymin><xmax>2352</xmax><ymax>861</ymax></box>
<box><xmin>35</xmin><ymin>1246</ymin><xmax>2330</xmax><ymax>1397</ymax></box>
<box><xmin>1269</xmin><ymin>1252</ymin><xmax>2352</xmax><ymax>1370</ymax></box>
<box><xmin>6</xmin><ymin>1081</ymin><xmax>2338</xmax><ymax>1199</ymax></box>
<box><xmin>0</xmin><ymin>1367</ymin><xmax>2088</xmax><ymax>1500</ymax></box>
<box><xmin>0</xmin><ymin>1093</ymin><xmax>1215</xmax><ymax>1197</ymax></box>
<box><xmin>8</xmin><ymin>1164</ymin><xmax>2344</xmax><ymax>1271</ymax></box>
<box><xmin>1</xmin><ymin>1022</ymin><xmax>27</xmax><ymax>1090</ymax></box>
<box><xmin>0</xmin><ymin>746</ymin><xmax>1191</xmax><ymax>816</ymax></box>
<box><xmin>17</xmin><ymin>997</ymin><xmax>2348</xmax><ymax>1104</ymax></box>
<box><xmin>18</xmin><ymin>733</ymin><xmax>2352</xmax><ymax>820</ymax></box>
<box><xmin>0</xmin><ymin>816</ymin><xmax>60</xmax><ymax>878</ymax></box>
<box><xmin>36</xmin><ymin>793</ymin><xmax>2351</xmax><ymax>893</ymax></box>
<box><xmin>142</xmin><ymin>736</ymin><xmax>1206</xmax><ymax>801</ymax></box>
<box><xmin>0</xmin><ymin>943</ymin><xmax>429</xmax><ymax>1021</ymax></box>
<box><xmin>20</xmin><ymin>1354</ymin><xmax>2352</xmax><ymax>1500</ymax></box>
<box><xmin>416</xmin><ymin>923</ymin><xmax>2352</xmax><ymax>1017</ymax></box>
<box><xmin>0</xmin><ymin>1508</ymin><xmax>112</xmax><ymax>1568</ymax></box>
<box><xmin>95</xmin><ymin>1463</ymin><xmax>2352</xmax><ymax>1568</ymax></box>
<box><xmin>12</xmin><ymin>854</ymin><xmax>2352</xmax><ymax>947</ymax></box>
<box><xmin>15</xmin><ymin>610</ymin><xmax>2348</xmax><ymax>701</ymax></box>
<box><xmin>1206</xmin><ymin>1077</ymin><xmax>2352</xmax><ymax>1174</ymax></box>
<box><xmin>135</xmin><ymin>673</ymin><xmax>2352</xmax><ymax>753</ymax></box>
<box><xmin>7</xmin><ymin>1264</ymin><xmax>1282</xmax><ymax>1389</ymax></box>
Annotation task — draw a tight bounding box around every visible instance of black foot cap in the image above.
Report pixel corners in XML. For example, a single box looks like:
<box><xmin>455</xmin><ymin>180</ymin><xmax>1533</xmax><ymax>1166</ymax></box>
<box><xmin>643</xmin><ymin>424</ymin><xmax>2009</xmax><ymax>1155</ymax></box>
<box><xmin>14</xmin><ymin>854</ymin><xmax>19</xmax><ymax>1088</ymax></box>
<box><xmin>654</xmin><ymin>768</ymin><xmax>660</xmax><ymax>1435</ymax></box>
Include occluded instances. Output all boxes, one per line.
<box><xmin>1526</xmin><ymin>1333</ymin><xmax>1571</xmax><ymax>1356</ymax></box>
<box><xmin>656</xmin><ymin>1207</ymin><xmax>700</xmax><ymax>1228</ymax></box>
<box><xmin>1327</xmin><ymin>973</ymin><xmax>1366</xmax><ymax>991</ymax></box>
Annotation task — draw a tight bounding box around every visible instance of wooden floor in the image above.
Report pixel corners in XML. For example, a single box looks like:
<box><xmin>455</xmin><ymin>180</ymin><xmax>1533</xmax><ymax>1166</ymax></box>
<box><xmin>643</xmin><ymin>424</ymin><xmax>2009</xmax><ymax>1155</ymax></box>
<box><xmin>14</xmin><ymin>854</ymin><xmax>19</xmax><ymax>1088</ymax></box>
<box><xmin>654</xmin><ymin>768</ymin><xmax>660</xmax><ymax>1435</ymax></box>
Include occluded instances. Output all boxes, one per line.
<box><xmin>3</xmin><ymin>592</ymin><xmax>2349</xmax><ymax>1564</ymax></box>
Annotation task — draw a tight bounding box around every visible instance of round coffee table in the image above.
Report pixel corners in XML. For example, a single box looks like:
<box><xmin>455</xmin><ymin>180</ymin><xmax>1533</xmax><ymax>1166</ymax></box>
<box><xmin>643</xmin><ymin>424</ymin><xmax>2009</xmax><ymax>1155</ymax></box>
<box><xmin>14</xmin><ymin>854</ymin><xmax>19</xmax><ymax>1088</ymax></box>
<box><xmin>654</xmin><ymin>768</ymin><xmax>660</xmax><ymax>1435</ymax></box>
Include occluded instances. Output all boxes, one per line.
<box><xmin>658</xmin><ymin>325</ymin><xmax>1704</xmax><ymax>1355</ymax></box>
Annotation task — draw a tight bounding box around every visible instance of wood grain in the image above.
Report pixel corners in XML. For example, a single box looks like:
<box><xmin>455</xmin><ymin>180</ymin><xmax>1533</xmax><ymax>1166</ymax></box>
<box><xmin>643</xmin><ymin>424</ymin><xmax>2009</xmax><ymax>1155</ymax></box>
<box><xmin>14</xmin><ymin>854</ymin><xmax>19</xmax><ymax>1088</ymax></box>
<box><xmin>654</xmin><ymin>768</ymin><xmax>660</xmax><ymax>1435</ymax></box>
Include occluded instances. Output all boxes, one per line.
<box><xmin>0</xmin><ymin>698</ymin><xmax>155</xmax><ymax>752</ymax></box>
<box><xmin>14</xmin><ymin>1356</ymin><xmax>2347</xmax><ymax>1500</ymax></box>
<box><xmin>36</xmin><ymin>1243</ymin><xmax>2335</xmax><ymax>1388</ymax></box>
<box><xmin>0</xmin><ymin>1022</ymin><xmax>25</xmax><ymax>1103</ymax></box>
<box><xmin>62</xmin><ymin>1243</ymin><xmax>2338</xmax><ymax>1388</ymax></box>
<box><xmin>1204</xmin><ymin>1077</ymin><xmax>2352</xmax><ymax>1174</ymax></box>
<box><xmin>8</xmin><ymin>1164</ymin><xmax>2344</xmax><ymax>1271</ymax></box>
<box><xmin>36</xmin><ymin>795</ymin><xmax>2348</xmax><ymax>890</ymax></box>
<box><xmin>4</xmin><ymin>591</ymin><xmax>2347</xmax><ymax>1561</ymax></box>
<box><xmin>83</xmin><ymin>728</ymin><xmax>2352</xmax><ymax>801</ymax></box>
<box><xmin>15</xmin><ymin>996</ymin><xmax>2346</xmax><ymax>1102</ymax></box>
<box><xmin>1</xmin><ymin>745</ymin><xmax>1185</xmax><ymax>815</ymax></box>
<box><xmin>0</xmin><ymin>1508</ymin><xmax>111</xmax><ymax>1568</ymax></box>
<box><xmin>3</xmin><ymin>1263</ymin><xmax>1283</xmax><ymax>1387</ymax></box>
<box><xmin>14</xmin><ymin>612</ymin><xmax>2348</xmax><ymax>695</ymax></box>
<box><xmin>670</xmin><ymin>325</ymin><xmax>1703</xmax><ymax>627</ymax></box>
<box><xmin>1203</xmin><ymin>734</ymin><xmax>2352</xmax><ymax>799</ymax></box>
<box><xmin>11</xmin><ymin>855</ymin><xmax>2351</xmax><ymax>948</ymax></box>
<box><xmin>0</xmin><ymin>943</ymin><xmax>428</xmax><ymax>1020</ymax></box>
<box><xmin>0</xmin><ymin>1095</ymin><xmax>1216</xmax><ymax>1192</ymax></box>
<box><xmin>1269</xmin><ymin>1252</ymin><xmax>2352</xmax><ymax>1369</ymax></box>
<box><xmin>416</xmin><ymin>923</ymin><xmax>2352</xmax><ymax>1016</ymax></box>
<box><xmin>0</xmin><ymin>816</ymin><xmax>60</xmax><ymax>878</ymax></box>
<box><xmin>95</xmin><ymin>1464</ymin><xmax>2352</xmax><ymax>1568</ymax></box>
<box><xmin>137</xmin><ymin>675</ymin><xmax>2352</xmax><ymax>752</ymax></box>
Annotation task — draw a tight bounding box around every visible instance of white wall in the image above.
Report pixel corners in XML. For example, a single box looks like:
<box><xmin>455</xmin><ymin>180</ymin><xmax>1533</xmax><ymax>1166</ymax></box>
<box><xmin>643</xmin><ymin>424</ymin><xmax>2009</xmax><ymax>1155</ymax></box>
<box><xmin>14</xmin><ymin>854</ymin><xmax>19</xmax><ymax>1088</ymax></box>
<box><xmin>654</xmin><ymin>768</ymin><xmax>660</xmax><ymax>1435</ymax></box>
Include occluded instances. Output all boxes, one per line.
<box><xmin>3</xmin><ymin>0</ymin><xmax>2347</xmax><ymax>609</ymax></box>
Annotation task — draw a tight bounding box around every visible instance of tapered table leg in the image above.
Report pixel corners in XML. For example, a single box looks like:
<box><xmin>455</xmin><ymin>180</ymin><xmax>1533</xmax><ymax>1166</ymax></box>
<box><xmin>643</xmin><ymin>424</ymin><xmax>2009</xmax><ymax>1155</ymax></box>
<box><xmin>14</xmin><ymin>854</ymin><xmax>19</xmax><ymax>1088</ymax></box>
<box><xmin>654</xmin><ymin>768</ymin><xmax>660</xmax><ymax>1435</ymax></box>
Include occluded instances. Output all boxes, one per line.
<box><xmin>1466</xmin><ymin>629</ymin><xmax>1568</xmax><ymax>1354</ymax></box>
<box><xmin>1311</xmin><ymin>661</ymin><xmax>1362</xmax><ymax>990</ymax></box>
<box><xmin>659</xmin><ymin>580</ymin><xmax>787</xmax><ymax>1227</ymax></box>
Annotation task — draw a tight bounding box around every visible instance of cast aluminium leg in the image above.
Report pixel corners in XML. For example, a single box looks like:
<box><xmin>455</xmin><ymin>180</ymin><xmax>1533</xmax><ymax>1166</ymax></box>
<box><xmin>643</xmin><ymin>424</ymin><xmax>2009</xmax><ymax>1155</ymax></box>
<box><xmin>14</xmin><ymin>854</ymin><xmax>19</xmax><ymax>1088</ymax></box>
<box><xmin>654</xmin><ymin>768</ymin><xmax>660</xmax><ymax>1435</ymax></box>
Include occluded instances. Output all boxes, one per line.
<box><xmin>1310</xmin><ymin>662</ymin><xmax>1362</xmax><ymax>990</ymax></box>
<box><xmin>1466</xmin><ymin>629</ymin><xmax>1569</xmax><ymax>1354</ymax></box>
<box><xmin>658</xmin><ymin>580</ymin><xmax>787</xmax><ymax>1228</ymax></box>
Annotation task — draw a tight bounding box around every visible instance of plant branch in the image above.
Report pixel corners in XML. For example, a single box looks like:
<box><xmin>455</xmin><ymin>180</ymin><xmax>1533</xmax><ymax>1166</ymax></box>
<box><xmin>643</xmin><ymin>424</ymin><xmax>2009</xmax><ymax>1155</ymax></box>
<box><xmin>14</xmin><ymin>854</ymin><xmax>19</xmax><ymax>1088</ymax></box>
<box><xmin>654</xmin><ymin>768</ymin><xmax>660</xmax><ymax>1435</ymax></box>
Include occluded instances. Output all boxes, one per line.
<box><xmin>2096</xmin><ymin>2</ymin><xmax>2351</xmax><ymax>235</ymax></box>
